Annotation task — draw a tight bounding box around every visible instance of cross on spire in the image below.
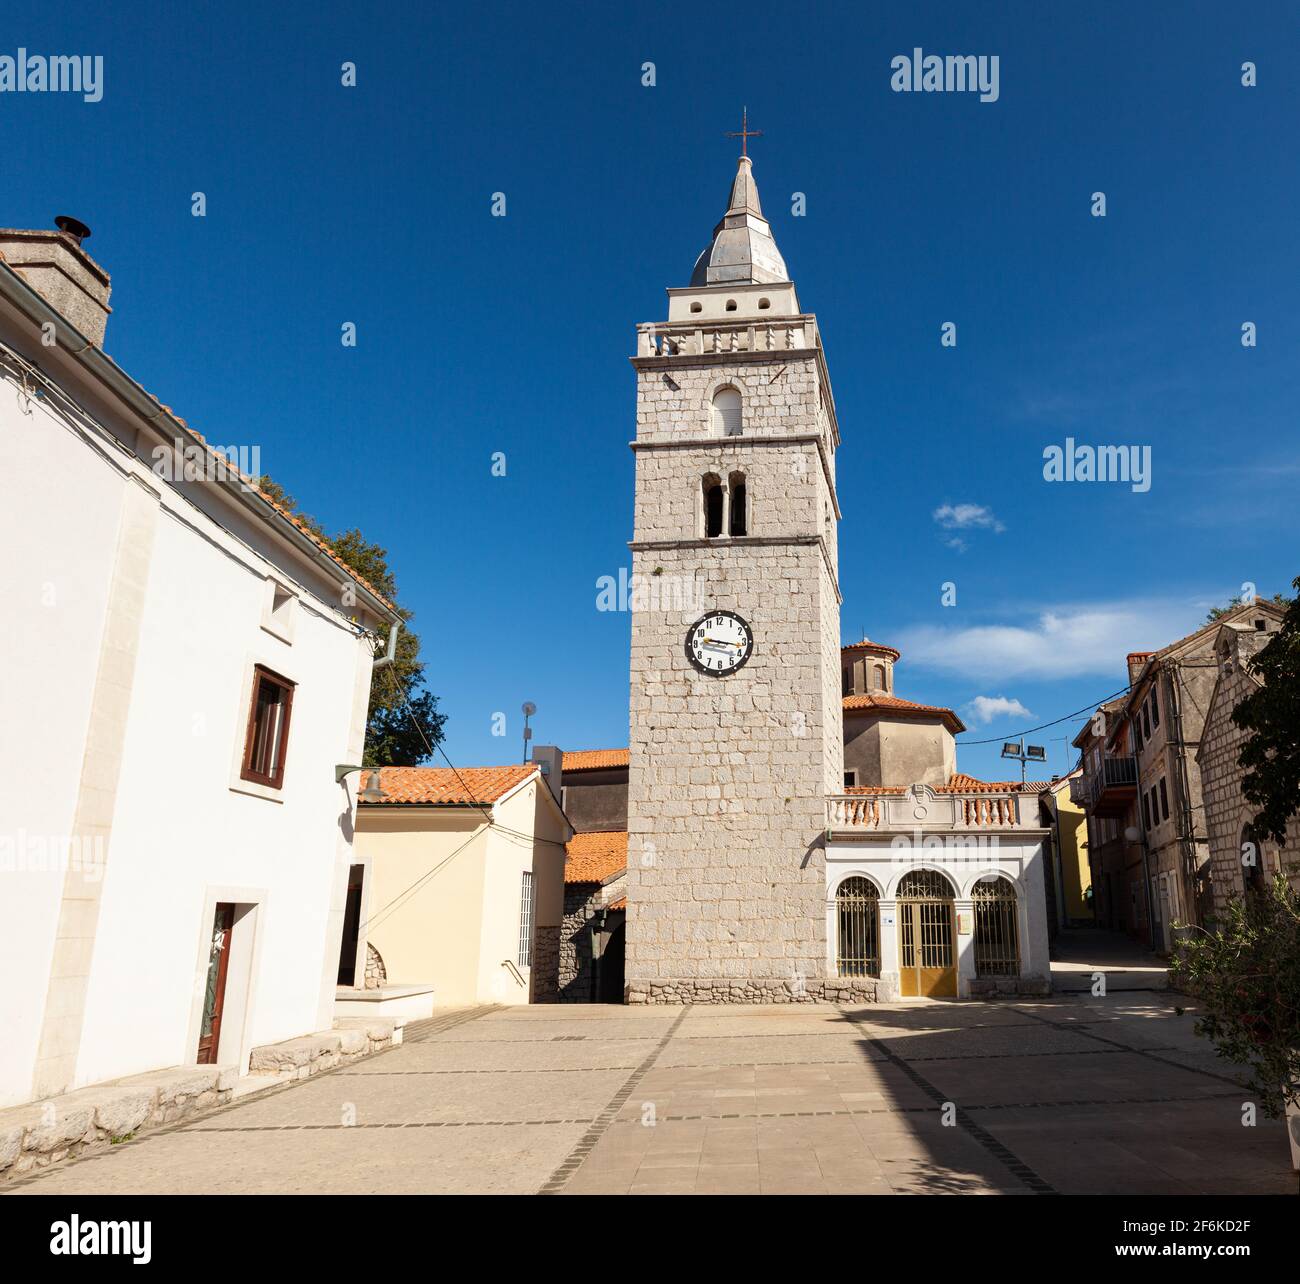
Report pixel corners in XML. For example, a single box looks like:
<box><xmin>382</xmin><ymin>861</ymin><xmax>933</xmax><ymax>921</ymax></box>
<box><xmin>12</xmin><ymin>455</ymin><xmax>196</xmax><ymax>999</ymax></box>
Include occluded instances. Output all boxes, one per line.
<box><xmin>726</xmin><ymin>106</ymin><xmax>762</xmax><ymax>157</ymax></box>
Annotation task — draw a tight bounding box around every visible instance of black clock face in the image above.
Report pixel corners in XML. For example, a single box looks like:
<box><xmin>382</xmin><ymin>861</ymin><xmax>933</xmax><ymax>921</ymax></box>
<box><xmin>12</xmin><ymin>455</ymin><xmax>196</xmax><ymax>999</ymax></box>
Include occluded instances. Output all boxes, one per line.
<box><xmin>685</xmin><ymin>611</ymin><xmax>753</xmax><ymax>676</ymax></box>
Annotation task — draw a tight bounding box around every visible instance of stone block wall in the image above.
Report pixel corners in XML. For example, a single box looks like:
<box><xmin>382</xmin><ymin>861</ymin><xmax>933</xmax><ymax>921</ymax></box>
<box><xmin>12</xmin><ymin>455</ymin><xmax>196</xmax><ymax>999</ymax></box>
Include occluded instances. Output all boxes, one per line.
<box><xmin>626</xmin><ymin>336</ymin><xmax>842</xmax><ymax>1002</ymax></box>
<box><xmin>559</xmin><ymin>875</ymin><xmax>626</xmax><ymax>1002</ymax></box>
<box><xmin>1199</xmin><ymin>635</ymin><xmax>1300</xmax><ymax>918</ymax></box>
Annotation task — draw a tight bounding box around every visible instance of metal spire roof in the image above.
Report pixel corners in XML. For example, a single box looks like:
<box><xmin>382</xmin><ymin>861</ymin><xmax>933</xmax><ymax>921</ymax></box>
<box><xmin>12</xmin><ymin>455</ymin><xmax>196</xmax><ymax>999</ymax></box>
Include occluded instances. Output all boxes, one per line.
<box><xmin>689</xmin><ymin>155</ymin><xmax>789</xmax><ymax>287</ymax></box>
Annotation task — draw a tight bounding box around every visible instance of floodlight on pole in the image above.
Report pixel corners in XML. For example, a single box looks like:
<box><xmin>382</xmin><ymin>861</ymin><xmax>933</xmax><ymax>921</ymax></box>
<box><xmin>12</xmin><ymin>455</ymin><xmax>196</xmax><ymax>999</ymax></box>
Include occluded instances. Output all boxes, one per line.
<box><xmin>999</xmin><ymin>741</ymin><xmax>1045</xmax><ymax>784</ymax></box>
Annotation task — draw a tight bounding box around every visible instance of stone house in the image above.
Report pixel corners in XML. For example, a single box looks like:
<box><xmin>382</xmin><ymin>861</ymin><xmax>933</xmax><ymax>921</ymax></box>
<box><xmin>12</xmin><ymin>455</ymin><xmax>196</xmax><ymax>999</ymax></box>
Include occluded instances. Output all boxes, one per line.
<box><xmin>1071</xmin><ymin>697</ymin><xmax>1148</xmax><ymax>941</ymax></box>
<box><xmin>559</xmin><ymin>830</ymin><xmax>627</xmax><ymax>1003</ymax></box>
<box><xmin>0</xmin><ymin>219</ymin><xmax>400</xmax><ymax>1107</ymax></box>
<box><xmin>1124</xmin><ymin>606</ymin><xmax>1284</xmax><ymax>942</ymax></box>
<box><xmin>1197</xmin><ymin>618</ymin><xmax>1299</xmax><ymax>919</ymax></box>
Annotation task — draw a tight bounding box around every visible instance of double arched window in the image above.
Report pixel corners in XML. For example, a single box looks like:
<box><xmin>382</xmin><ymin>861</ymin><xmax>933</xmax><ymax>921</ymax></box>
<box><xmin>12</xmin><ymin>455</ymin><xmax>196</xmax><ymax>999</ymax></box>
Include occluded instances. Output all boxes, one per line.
<box><xmin>712</xmin><ymin>387</ymin><xmax>742</xmax><ymax>436</ymax></box>
<box><xmin>702</xmin><ymin>472</ymin><xmax>748</xmax><ymax>538</ymax></box>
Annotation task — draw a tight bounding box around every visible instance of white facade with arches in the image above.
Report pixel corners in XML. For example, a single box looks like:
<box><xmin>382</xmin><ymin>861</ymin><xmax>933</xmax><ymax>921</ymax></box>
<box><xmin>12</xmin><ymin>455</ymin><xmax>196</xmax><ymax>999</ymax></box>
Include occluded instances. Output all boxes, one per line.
<box><xmin>824</xmin><ymin>785</ymin><xmax>1052</xmax><ymax>999</ymax></box>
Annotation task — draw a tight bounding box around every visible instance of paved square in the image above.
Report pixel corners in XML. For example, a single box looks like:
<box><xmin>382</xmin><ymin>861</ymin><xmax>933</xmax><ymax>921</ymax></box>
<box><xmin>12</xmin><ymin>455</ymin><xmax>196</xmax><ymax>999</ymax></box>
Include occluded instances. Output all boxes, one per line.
<box><xmin>7</xmin><ymin>996</ymin><xmax>1293</xmax><ymax>1195</ymax></box>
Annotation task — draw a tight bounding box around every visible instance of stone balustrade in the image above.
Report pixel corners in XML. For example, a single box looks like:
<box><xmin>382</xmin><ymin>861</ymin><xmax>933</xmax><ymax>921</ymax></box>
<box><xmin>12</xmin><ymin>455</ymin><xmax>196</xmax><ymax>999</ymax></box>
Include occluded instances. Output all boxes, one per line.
<box><xmin>636</xmin><ymin>317</ymin><xmax>815</xmax><ymax>359</ymax></box>
<box><xmin>826</xmin><ymin>785</ymin><xmax>1035</xmax><ymax>833</ymax></box>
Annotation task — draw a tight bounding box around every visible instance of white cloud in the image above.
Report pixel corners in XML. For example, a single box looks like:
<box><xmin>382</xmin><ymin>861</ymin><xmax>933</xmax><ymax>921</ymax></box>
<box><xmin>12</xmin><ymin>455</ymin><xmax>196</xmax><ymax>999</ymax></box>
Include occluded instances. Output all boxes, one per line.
<box><xmin>963</xmin><ymin>695</ymin><xmax>1034</xmax><ymax>726</ymax></box>
<box><xmin>933</xmin><ymin>503</ymin><xmax>1006</xmax><ymax>534</ymax></box>
<box><xmin>898</xmin><ymin>598</ymin><xmax>1206</xmax><ymax>682</ymax></box>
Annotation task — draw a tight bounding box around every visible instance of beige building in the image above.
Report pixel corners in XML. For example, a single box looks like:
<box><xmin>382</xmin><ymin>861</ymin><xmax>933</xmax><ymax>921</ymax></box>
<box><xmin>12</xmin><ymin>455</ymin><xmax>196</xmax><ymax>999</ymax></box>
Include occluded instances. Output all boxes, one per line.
<box><xmin>1198</xmin><ymin>618</ymin><xmax>1299</xmax><ymax>918</ymax></box>
<box><xmin>842</xmin><ymin>639</ymin><xmax>962</xmax><ymax>788</ymax></box>
<box><xmin>353</xmin><ymin>763</ymin><xmax>571</xmax><ymax>1006</ymax></box>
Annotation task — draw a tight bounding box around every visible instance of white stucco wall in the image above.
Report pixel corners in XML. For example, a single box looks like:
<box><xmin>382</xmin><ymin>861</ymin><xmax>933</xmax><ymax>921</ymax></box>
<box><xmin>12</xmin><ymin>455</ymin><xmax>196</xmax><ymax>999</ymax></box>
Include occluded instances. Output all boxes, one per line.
<box><xmin>0</xmin><ymin>330</ymin><xmax>382</xmax><ymax>1104</ymax></box>
<box><xmin>0</xmin><ymin>373</ymin><xmax>121</xmax><ymax>1105</ymax></box>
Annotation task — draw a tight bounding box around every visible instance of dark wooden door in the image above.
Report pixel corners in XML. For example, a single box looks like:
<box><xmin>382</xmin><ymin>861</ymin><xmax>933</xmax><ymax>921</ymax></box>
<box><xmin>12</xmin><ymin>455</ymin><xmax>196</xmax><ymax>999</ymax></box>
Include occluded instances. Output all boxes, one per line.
<box><xmin>599</xmin><ymin>920</ymin><xmax>625</xmax><ymax>1003</ymax></box>
<box><xmin>337</xmin><ymin>866</ymin><xmax>364</xmax><ymax>986</ymax></box>
<box><xmin>197</xmin><ymin>903</ymin><xmax>235</xmax><ymax>1064</ymax></box>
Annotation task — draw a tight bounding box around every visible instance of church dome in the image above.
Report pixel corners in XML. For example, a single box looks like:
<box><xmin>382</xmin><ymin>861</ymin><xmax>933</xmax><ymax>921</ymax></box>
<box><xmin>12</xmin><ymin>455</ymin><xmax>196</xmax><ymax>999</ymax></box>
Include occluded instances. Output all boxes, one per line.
<box><xmin>689</xmin><ymin>155</ymin><xmax>789</xmax><ymax>287</ymax></box>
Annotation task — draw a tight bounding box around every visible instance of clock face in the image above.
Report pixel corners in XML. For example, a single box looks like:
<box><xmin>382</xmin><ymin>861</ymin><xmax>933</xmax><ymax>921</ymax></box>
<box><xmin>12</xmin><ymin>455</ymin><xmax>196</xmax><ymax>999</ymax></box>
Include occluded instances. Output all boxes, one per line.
<box><xmin>685</xmin><ymin>610</ymin><xmax>753</xmax><ymax>677</ymax></box>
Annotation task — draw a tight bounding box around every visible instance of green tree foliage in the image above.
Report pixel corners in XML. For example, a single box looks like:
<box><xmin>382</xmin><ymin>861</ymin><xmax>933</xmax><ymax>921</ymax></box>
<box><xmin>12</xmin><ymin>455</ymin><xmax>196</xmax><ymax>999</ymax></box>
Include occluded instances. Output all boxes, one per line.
<box><xmin>1172</xmin><ymin>876</ymin><xmax>1300</xmax><ymax>1117</ymax></box>
<box><xmin>255</xmin><ymin>476</ymin><xmax>446</xmax><ymax>766</ymax></box>
<box><xmin>1232</xmin><ymin>576</ymin><xmax>1300</xmax><ymax>845</ymax></box>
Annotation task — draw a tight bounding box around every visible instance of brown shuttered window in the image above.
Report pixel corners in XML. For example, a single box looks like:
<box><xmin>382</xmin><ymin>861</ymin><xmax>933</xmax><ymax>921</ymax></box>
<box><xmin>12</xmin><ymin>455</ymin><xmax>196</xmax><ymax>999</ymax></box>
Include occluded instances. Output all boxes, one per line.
<box><xmin>241</xmin><ymin>665</ymin><xmax>295</xmax><ymax>789</ymax></box>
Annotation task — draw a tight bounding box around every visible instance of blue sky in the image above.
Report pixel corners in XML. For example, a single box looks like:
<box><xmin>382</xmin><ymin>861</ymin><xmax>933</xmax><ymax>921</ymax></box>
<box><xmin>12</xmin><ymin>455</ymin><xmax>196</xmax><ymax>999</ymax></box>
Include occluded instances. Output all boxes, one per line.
<box><xmin>8</xmin><ymin>1</ymin><xmax>1299</xmax><ymax>782</ymax></box>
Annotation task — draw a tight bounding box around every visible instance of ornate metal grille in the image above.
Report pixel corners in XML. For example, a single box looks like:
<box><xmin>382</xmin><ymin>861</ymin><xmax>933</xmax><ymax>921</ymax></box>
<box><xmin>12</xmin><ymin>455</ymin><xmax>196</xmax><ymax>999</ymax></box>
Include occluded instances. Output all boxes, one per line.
<box><xmin>972</xmin><ymin>876</ymin><xmax>1020</xmax><ymax>976</ymax></box>
<box><xmin>897</xmin><ymin>870</ymin><xmax>955</xmax><ymax>969</ymax></box>
<box><xmin>835</xmin><ymin>877</ymin><xmax>880</xmax><ymax>977</ymax></box>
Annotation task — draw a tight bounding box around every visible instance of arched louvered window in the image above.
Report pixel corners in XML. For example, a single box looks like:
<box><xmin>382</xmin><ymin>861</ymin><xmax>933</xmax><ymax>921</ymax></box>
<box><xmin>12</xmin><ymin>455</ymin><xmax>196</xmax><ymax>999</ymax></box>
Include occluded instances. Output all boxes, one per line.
<box><xmin>972</xmin><ymin>876</ymin><xmax>1020</xmax><ymax>976</ymax></box>
<box><xmin>712</xmin><ymin>387</ymin><xmax>742</xmax><ymax>436</ymax></box>
<box><xmin>872</xmin><ymin>664</ymin><xmax>886</xmax><ymax>691</ymax></box>
<box><xmin>836</xmin><ymin>877</ymin><xmax>880</xmax><ymax>977</ymax></box>
<box><xmin>728</xmin><ymin>472</ymin><xmax>747</xmax><ymax>536</ymax></box>
<box><xmin>702</xmin><ymin>474</ymin><xmax>723</xmax><ymax>539</ymax></box>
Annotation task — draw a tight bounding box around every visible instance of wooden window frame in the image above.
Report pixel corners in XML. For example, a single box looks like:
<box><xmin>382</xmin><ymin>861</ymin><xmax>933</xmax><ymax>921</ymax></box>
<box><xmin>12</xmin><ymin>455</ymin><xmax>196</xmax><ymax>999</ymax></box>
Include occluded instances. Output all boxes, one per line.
<box><xmin>240</xmin><ymin>665</ymin><xmax>296</xmax><ymax>790</ymax></box>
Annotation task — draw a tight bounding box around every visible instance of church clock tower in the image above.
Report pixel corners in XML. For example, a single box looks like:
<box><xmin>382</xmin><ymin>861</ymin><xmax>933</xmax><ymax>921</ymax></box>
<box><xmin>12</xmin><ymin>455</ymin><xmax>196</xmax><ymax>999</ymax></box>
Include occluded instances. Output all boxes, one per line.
<box><xmin>625</xmin><ymin>149</ymin><xmax>845</xmax><ymax>1004</ymax></box>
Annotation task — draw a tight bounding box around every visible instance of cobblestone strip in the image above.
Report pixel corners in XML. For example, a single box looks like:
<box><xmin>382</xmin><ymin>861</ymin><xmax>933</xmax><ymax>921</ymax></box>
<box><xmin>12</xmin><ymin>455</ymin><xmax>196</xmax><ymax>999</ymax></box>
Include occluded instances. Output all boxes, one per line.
<box><xmin>602</xmin><ymin>1089</ymin><xmax>1244</xmax><ymax>1126</ymax></box>
<box><xmin>839</xmin><ymin>1008</ymin><xmax>1059</xmax><ymax>1195</ymax></box>
<box><xmin>537</xmin><ymin>1008</ymin><xmax>690</xmax><ymax>1195</ymax></box>
<box><xmin>1013</xmin><ymin>1004</ymin><xmax>1249</xmax><ymax>1090</ymax></box>
<box><xmin>400</xmin><ymin>1006</ymin><xmax>500</xmax><ymax>1043</ymax></box>
<box><xmin>192</xmin><ymin>1118</ymin><xmax>596</xmax><ymax>1131</ymax></box>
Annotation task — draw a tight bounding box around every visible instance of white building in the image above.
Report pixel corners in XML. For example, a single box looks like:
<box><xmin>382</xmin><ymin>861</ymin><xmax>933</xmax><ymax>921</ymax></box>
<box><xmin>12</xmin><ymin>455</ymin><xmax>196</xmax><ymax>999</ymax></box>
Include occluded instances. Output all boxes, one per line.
<box><xmin>825</xmin><ymin>786</ymin><xmax>1052</xmax><ymax>999</ymax></box>
<box><xmin>0</xmin><ymin>219</ymin><xmax>400</xmax><ymax>1107</ymax></box>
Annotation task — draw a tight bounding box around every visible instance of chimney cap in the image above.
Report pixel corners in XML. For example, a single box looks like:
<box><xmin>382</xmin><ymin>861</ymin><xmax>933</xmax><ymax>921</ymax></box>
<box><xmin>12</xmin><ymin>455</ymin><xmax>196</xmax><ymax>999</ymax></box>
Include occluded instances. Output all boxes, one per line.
<box><xmin>54</xmin><ymin>215</ymin><xmax>91</xmax><ymax>245</ymax></box>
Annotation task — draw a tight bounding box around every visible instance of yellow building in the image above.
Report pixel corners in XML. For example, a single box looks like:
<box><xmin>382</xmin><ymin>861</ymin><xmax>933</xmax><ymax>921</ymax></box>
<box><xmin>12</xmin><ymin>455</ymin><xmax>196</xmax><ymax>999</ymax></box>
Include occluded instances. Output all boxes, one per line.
<box><xmin>1047</xmin><ymin>774</ymin><xmax>1093</xmax><ymax>925</ymax></box>
<box><xmin>352</xmin><ymin>764</ymin><xmax>571</xmax><ymax>1007</ymax></box>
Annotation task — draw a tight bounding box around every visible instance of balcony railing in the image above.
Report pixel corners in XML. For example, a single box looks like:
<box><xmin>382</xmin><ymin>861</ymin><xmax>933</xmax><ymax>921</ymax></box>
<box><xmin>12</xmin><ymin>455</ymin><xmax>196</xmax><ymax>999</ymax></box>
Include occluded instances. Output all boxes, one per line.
<box><xmin>1084</xmin><ymin>754</ymin><xmax>1137</xmax><ymax>817</ymax></box>
<box><xmin>826</xmin><ymin>786</ymin><xmax>1032</xmax><ymax>833</ymax></box>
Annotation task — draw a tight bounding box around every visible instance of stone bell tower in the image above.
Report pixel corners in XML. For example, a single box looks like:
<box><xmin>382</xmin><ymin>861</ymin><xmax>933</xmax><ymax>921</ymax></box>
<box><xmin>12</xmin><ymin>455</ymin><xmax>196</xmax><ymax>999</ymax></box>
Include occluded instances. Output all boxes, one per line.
<box><xmin>624</xmin><ymin>151</ymin><xmax>845</xmax><ymax>1004</ymax></box>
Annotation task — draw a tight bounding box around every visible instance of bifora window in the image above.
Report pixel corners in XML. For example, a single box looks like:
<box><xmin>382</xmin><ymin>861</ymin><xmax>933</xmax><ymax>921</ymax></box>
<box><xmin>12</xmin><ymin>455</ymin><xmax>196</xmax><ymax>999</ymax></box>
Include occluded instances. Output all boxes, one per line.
<box><xmin>518</xmin><ymin>869</ymin><xmax>534</xmax><ymax>967</ymax></box>
<box><xmin>835</xmin><ymin>877</ymin><xmax>880</xmax><ymax>977</ymax></box>
<box><xmin>241</xmin><ymin>665</ymin><xmax>295</xmax><ymax>789</ymax></box>
<box><xmin>972</xmin><ymin>876</ymin><xmax>1020</xmax><ymax>976</ymax></box>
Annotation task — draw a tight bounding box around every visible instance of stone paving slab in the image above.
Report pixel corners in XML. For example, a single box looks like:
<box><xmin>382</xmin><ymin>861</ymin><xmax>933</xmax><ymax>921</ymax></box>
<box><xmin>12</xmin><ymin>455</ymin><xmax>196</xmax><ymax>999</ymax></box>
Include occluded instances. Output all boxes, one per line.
<box><xmin>8</xmin><ymin>1121</ymin><xmax>588</xmax><ymax>1195</ymax></box>
<box><xmin>5</xmin><ymin>993</ymin><xmax>1293</xmax><ymax>1196</ymax></box>
<box><xmin>335</xmin><ymin>1037</ymin><xmax>649</xmax><ymax>1074</ymax></box>
<box><xmin>185</xmin><ymin>1066</ymin><xmax>628</xmax><ymax>1128</ymax></box>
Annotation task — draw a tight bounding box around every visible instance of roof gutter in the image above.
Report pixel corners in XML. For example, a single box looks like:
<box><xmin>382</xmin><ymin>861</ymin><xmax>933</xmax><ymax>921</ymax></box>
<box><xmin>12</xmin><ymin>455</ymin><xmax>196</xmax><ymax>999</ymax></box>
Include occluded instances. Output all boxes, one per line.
<box><xmin>0</xmin><ymin>262</ymin><xmax>401</xmax><ymax>628</ymax></box>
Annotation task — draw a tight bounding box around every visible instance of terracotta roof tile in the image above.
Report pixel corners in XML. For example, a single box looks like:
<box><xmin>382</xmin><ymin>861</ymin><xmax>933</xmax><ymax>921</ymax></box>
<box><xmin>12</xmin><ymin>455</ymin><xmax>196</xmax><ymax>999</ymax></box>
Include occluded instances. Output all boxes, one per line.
<box><xmin>565</xmin><ymin>830</ymin><xmax>628</xmax><ymax>883</ymax></box>
<box><xmin>562</xmin><ymin>748</ymin><xmax>630</xmax><ymax>772</ymax></box>
<box><xmin>358</xmin><ymin>764</ymin><xmax>536</xmax><ymax>806</ymax></box>
<box><xmin>841</xmin><ymin>638</ymin><xmax>901</xmax><ymax>661</ymax></box>
<box><xmin>942</xmin><ymin>773</ymin><xmax>1051</xmax><ymax>794</ymax></box>
<box><xmin>606</xmin><ymin>896</ymin><xmax>627</xmax><ymax>911</ymax></box>
<box><xmin>842</xmin><ymin>692</ymin><xmax>966</xmax><ymax>734</ymax></box>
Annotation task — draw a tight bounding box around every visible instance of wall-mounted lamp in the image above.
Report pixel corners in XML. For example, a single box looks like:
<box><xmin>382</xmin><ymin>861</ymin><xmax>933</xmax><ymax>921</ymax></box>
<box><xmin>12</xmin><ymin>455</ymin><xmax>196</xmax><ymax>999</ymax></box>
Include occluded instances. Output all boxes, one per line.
<box><xmin>335</xmin><ymin>764</ymin><xmax>388</xmax><ymax>803</ymax></box>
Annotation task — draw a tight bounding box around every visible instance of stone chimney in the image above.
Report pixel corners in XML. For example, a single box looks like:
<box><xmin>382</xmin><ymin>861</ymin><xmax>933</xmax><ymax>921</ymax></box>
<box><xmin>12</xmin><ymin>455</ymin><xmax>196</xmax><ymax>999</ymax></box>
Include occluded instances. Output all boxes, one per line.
<box><xmin>0</xmin><ymin>217</ymin><xmax>111</xmax><ymax>346</ymax></box>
